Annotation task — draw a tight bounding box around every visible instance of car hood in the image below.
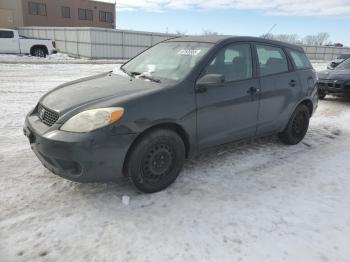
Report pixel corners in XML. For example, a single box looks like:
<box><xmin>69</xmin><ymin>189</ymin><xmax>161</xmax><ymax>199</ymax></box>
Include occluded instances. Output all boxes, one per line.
<box><xmin>40</xmin><ymin>72</ymin><xmax>163</xmax><ymax>113</ymax></box>
<box><xmin>318</xmin><ymin>69</ymin><xmax>350</xmax><ymax>80</ymax></box>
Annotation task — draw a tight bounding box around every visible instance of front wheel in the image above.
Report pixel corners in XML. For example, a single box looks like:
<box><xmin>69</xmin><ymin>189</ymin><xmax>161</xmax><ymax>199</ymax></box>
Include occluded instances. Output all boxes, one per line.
<box><xmin>279</xmin><ymin>105</ymin><xmax>310</xmax><ymax>145</ymax></box>
<box><xmin>125</xmin><ymin>129</ymin><xmax>185</xmax><ymax>193</ymax></box>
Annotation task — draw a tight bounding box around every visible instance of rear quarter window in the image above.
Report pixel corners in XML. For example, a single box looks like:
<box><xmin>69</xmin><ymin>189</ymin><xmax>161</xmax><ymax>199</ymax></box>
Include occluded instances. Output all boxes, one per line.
<box><xmin>0</xmin><ymin>30</ymin><xmax>14</xmax><ymax>38</ymax></box>
<box><xmin>288</xmin><ymin>50</ymin><xmax>312</xmax><ymax>70</ymax></box>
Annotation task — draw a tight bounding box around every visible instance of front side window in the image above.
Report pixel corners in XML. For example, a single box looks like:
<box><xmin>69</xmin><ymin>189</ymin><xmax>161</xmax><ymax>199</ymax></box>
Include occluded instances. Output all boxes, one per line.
<box><xmin>204</xmin><ymin>43</ymin><xmax>253</xmax><ymax>82</ymax></box>
<box><xmin>78</xmin><ymin>9</ymin><xmax>93</xmax><ymax>21</ymax></box>
<box><xmin>99</xmin><ymin>11</ymin><xmax>113</xmax><ymax>23</ymax></box>
<box><xmin>121</xmin><ymin>42</ymin><xmax>213</xmax><ymax>81</ymax></box>
<box><xmin>61</xmin><ymin>6</ymin><xmax>70</xmax><ymax>18</ymax></box>
<box><xmin>0</xmin><ymin>30</ymin><xmax>14</xmax><ymax>38</ymax></box>
<box><xmin>28</xmin><ymin>2</ymin><xmax>47</xmax><ymax>16</ymax></box>
<box><xmin>257</xmin><ymin>45</ymin><xmax>289</xmax><ymax>76</ymax></box>
<box><xmin>288</xmin><ymin>50</ymin><xmax>312</xmax><ymax>70</ymax></box>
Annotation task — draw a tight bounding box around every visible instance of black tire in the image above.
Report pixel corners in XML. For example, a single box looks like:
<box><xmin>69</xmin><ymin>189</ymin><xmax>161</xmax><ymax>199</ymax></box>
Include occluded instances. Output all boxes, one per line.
<box><xmin>318</xmin><ymin>89</ymin><xmax>327</xmax><ymax>100</ymax></box>
<box><xmin>125</xmin><ymin>129</ymin><xmax>185</xmax><ymax>193</ymax></box>
<box><xmin>278</xmin><ymin>104</ymin><xmax>310</xmax><ymax>145</ymax></box>
<box><xmin>32</xmin><ymin>47</ymin><xmax>47</xmax><ymax>58</ymax></box>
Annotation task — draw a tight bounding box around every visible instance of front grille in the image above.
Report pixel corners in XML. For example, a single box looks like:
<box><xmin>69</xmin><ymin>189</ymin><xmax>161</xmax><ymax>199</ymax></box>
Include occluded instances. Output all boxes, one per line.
<box><xmin>38</xmin><ymin>104</ymin><xmax>59</xmax><ymax>126</ymax></box>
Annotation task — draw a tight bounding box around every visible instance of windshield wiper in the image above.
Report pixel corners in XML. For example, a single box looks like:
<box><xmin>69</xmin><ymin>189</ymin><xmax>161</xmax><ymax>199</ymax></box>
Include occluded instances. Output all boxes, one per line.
<box><xmin>138</xmin><ymin>74</ymin><xmax>161</xmax><ymax>83</ymax></box>
<box><xmin>121</xmin><ymin>68</ymin><xmax>161</xmax><ymax>83</ymax></box>
<box><xmin>120</xmin><ymin>67</ymin><xmax>134</xmax><ymax>78</ymax></box>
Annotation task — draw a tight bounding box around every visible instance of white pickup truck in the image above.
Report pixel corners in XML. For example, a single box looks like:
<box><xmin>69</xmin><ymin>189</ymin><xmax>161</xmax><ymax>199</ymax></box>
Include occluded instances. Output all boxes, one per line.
<box><xmin>0</xmin><ymin>29</ymin><xmax>57</xmax><ymax>57</ymax></box>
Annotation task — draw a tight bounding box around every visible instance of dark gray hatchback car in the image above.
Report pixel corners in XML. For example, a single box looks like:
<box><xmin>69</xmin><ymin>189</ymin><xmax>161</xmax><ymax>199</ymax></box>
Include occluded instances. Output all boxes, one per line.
<box><xmin>24</xmin><ymin>36</ymin><xmax>318</xmax><ymax>193</ymax></box>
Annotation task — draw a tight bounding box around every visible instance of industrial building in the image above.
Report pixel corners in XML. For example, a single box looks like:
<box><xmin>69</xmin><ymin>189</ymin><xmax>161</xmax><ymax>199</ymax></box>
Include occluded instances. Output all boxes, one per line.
<box><xmin>0</xmin><ymin>0</ymin><xmax>115</xmax><ymax>29</ymax></box>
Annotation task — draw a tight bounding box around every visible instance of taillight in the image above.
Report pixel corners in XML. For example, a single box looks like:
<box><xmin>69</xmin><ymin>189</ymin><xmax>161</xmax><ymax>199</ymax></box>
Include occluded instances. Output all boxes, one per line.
<box><xmin>52</xmin><ymin>41</ymin><xmax>56</xmax><ymax>48</ymax></box>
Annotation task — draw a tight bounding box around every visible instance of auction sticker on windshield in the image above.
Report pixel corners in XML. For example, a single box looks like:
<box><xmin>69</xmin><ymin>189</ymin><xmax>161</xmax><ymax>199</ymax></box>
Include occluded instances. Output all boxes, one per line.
<box><xmin>177</xmin><ymin>50</ymin><xmax>202</xmax><ymax>56</ymax></box>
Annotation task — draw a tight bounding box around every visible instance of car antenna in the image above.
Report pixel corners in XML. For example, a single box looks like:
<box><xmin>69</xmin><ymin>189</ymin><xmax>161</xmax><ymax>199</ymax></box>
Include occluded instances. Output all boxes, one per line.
<box><xmin>263</xmin><ymin>24</ymin><xmax>277</xmax><ymax>38</ymax></box>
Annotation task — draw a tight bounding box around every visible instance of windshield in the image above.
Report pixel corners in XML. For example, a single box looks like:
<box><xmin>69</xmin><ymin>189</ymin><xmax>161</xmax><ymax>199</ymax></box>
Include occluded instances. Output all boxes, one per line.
<box><xmin>120</xmin><ymin>41</ymin><xmax>213</xmax><ymax>81</ymax></box>
<box><xmin>337</xmin><ymin>58</ymin><xmax>350</xmax><ymax>69</ymax></box>
<box><xmin>336</xmin><ymin>54</ymin><xmax>350</xmax><ymax>59</ymax></box>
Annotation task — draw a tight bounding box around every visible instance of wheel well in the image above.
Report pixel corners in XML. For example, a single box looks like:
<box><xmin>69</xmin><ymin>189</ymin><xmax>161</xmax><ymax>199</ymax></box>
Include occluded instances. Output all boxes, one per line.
<box><xmin>122</xmin><ymin>123</ymin><xmax>191</xmax><ymax>174</ymax></box>
<box><xmin>30</xmin><ymin>45</ymin><xmax>48</xmax><ymax>55</ymax></box>
<box><xmin>300</xmin><ymin>99</ymin><xmax>313</xmax><ymax>116</ymax></box>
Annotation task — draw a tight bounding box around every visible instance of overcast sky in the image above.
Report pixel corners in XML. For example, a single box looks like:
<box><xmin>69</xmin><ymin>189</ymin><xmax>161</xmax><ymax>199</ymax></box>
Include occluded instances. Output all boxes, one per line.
<box><xmin>98</xmin><ymin>0</ymin><xmax>350</xmax><ymax>45</ymax></box>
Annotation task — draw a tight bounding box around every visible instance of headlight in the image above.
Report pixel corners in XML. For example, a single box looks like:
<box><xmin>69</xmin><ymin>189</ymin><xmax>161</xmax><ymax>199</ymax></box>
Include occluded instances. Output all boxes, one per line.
<box><xmin>61</xmin><ymin>107</ymin><xmax>124</xmax><ymax>133</ymax></box>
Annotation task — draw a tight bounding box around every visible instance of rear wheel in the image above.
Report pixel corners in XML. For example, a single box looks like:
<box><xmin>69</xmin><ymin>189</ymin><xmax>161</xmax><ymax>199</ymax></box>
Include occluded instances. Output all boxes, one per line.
<box><xmin>32</xmin><ymin>47</ymin><xmax>47</xmax><ymax>58</ymax></box>
<box><xmin>279</xmin><ymin>104</ymin><xmax>310</xmax><ymax>145</ymax></box>
<box><xmin>125</xmin><ymin>129</ymin><xmax>185</xmax><ymax>193</ymax></box>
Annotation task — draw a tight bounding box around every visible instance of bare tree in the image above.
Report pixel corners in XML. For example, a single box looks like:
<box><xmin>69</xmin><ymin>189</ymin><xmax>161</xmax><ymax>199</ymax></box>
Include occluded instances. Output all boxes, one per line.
<box><xmin>303</xmin><ymin>32</ymin><xmax>330</xmax><ymax>46</ymax></box>
<box><xmin>315</xmin><ymin>32</ymin><xmax>330</xmax><ymax>45</ymax></box>
<box><xmin>175</xmin><ymin>30</ymin><xmax>187</xmax><ymax>36</ymax></box>
<box><xmin>263</xmin><ymin>32</ymin><xmax>331</xmax><ymax>46</ymax></box>
<box><xmin>202</xmin><ymin>29</ymin><xmax>219</xmax><ymax>36</ymax></box>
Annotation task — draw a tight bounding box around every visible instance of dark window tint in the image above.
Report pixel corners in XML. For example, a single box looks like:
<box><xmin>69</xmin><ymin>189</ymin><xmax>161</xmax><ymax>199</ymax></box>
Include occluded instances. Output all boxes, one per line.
<box><xmin>78</xmin><ymin>8</ymin><xmax>93</xmax><ymax>21</ymax></box>
<box><xmin>28</xmin><ymin>2</ymin><xmax>47</xmax><ymax>16</ymax></box>
<box><xmin>61</xmin><ymin>6</ymin><xmax>70</xmax><ymax>18</ymax></box>
<box><xmin>0</xmin><ymin>30</ymin><xmax>14</xmax><ymax>38</ymax></box>
<box><xmin>99</xmin><ymin>11</ymin><xmax>113</xmax><ymax>23</ymax></box>
<box><xmin>204</xmin><ymin>44</ymin><xmax>253</xmax><ymax>82</ymax></box>
<box><xmin>288</xmin><ymin>50</ymin><xmax>312</xmax><ymax>69</ymax></box>
<box><xmin>257</xmin><ymin>45</ymin><xmax>289</xmax><ymax>76</ymax></box>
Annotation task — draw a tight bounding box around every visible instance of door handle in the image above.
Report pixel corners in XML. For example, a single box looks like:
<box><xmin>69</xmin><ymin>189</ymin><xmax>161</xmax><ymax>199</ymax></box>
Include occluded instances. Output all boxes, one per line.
<box><xmin>247</xmin><ymin>86</ymin><xmax>260</xmax><ymax>95</ymax></box>
<box><xmin>195</xmin><ymin>86</ymin><xmax>207</xmax><ymax>94</ymax></box>
<box><xmin>289</xmin><ymin>80</ymin><xmax>297</xmax><ymax>87</ymax></box>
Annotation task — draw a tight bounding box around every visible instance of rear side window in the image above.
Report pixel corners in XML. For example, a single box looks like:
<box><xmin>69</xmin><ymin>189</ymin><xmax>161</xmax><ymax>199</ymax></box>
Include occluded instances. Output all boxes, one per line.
<box><xmin>256</xmin><ymin>45</ymin><xmax>289</xmax><ymax>76</ymax></box>
<box><xmin>0</xmin><ymin>30</ymin><xmax>14</xmax><ymax>38</ymax></box>
<box><xmin>288</xmin><ymin>50</ymin><xmax>312</xmax><ymax>69</ymax></box>
<box><xmin>205</xmin><ymin>43</ymin><xmax>253</xmax><ymax>82</ymax></box>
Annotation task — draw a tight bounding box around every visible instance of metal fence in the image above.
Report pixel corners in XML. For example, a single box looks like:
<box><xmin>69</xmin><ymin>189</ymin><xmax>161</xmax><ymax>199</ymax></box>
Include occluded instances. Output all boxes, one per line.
<box><xmin>18</xmin><ymin>27</ymin><xmax>177</xmax><ymax>59</ymax></box>
<box><xmin>302</xmin><ymin>45</ymin><xmax>350</xmax><ymax>60</ymax></box>
<box><xmin>18</xmin><ymin>27</ymin><xmax>350</xmax><ymax>60</ymax></box>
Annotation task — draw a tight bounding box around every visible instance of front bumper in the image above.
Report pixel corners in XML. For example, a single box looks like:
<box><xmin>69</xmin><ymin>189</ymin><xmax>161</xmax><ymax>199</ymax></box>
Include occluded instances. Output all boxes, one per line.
<box><xmin>24</xmin><ymin>114</ymin><xmax>137</xmax><ymax>182</ymax></box>
<box><xmin>318</xmin><ymin>80</ymin><xmax>350</xmax><ymax>95</ymax></box>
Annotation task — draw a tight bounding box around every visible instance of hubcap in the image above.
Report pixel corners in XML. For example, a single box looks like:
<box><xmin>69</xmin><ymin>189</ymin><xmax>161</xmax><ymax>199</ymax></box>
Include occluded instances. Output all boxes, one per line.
<box><xmin>142</xmin><ymin>143</ymin><xmax>174</xmax><ymax>181</ymax></box>
<box><xmin>36</xmin><ymin>49</ymin><xmax>44</xmax><ymax>57</ymax></box>
<box><xmin>292</xmin><ymin>112</ymin><xmax>306</xmax><ymax>136</ymax></box>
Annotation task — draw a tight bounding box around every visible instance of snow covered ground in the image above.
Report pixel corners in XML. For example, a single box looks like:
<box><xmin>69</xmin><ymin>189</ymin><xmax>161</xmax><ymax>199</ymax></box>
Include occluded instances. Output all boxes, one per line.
<box><xmin>0</xmin><ymin>53</ymin><xmax>124</xmax><ymax>64</ymax></box>
<box><xmin>0</xmin><ymin>59</ymin><xmax>350</xmax><ymax>262</ymax></box>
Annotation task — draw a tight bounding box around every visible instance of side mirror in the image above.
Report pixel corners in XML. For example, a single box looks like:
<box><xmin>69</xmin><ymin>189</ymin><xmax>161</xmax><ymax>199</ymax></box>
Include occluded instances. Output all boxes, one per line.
<box><xmin>197</xmin><ymin>74</ymin><xmax>225</xmax><ymax>86</ymax></box>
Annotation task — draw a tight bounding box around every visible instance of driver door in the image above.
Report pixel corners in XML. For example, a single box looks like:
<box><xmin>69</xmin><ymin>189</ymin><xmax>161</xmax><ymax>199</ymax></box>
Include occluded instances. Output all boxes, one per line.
<box><xmin>195</xmin><ymin>43</ymin><xmax>260</xmax><ymax>149</ymax></box>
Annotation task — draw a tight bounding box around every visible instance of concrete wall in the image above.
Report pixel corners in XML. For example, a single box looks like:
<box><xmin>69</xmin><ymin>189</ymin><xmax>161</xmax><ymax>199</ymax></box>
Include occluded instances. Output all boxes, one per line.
<box><xmin>302</xmin><ymin>45</ymin><xmax>350</xmax><ymax>60</ymax></box>
<box><xmin>0</xmin><ymin>0</ymin><xmax>23</xmax><ymax>29</ymax></box>
<box><xmin>18</xmin><ymin>27</ymin><xmax>177</xmax><ymax>59</ymax></box>
<box><xmin>18</xmin><ymin>26</ymin><xmax>350</xmax><ymax>60</ymax></box>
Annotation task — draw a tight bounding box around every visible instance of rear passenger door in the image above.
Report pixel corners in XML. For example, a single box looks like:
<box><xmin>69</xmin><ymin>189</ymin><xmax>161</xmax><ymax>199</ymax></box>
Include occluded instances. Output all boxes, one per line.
<box><xmin>0</xmin><ymin>30</ymin><xmax>18</xmax><ymax>54</ymax></box>
<box><xmin>287</xmin><ymin>49</ymin><xmax>317</xmax><ymax>99</ymax></box>
<box><xmin>255</xmin><ymin>44</ymin><xmax>301</xmax><ymax>136</ymax></box>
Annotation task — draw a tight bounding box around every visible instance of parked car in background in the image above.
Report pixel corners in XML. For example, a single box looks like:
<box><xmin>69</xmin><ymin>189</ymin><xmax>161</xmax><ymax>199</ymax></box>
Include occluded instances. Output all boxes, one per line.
<box><xmin>24</xmin><ymin>36</ymin><xmax>318</xmax><ymax>193</ymax></box>
<box><xmin>327</xmin><ymin>54</ymin><xmax>350</xmax><ymax>69</ymax></box>
<box><xmin>318</xmin><ymin>58</ymin><xmax>350</xmax><ymax>99</ymax></box>
<box><xmin>0</xmin><ymin>29</ymin><xmax>56</xmax><ymax>57</ymax></box>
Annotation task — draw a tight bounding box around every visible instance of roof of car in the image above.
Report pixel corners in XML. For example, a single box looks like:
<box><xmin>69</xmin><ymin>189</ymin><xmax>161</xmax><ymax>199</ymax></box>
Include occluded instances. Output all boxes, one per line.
<box><xmin>166</xmin><ymin>35</ymin><xmax>304</xmax><ymax>51</ymax></box>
